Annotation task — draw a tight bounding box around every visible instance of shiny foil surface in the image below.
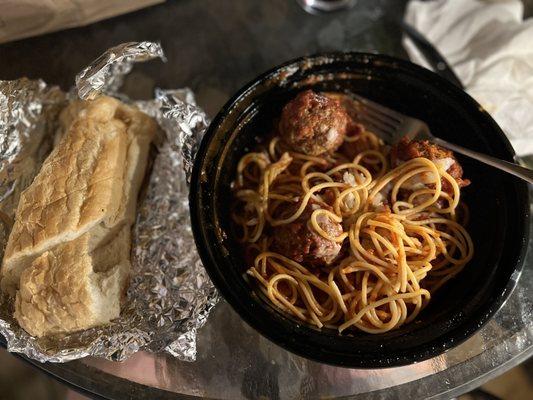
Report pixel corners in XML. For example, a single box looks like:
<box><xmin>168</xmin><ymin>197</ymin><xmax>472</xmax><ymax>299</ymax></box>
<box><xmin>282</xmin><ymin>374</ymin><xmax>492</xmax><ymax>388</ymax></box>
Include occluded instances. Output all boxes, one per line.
<box><xmin>0</xmin><ymin>42</ymin><xmax>218</xmax><ymax>362</ymax></box>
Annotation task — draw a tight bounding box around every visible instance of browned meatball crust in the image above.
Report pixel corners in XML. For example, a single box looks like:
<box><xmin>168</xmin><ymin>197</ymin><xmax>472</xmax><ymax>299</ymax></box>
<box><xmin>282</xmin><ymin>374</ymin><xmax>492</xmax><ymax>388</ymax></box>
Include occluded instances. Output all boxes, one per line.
<box><xmin>279</xmin><ymin>90</ymin><xmax>348</xmax><ymax>156</ymax></box>
<box><xmin>272</xmin><ymin>202</ymin><xmax>343</xmax><ymax>266</ymax></box>
<box><xmin>390</xmin><ymin>138</ymin><xmax>470</xmax><ymax>193</ymax></box>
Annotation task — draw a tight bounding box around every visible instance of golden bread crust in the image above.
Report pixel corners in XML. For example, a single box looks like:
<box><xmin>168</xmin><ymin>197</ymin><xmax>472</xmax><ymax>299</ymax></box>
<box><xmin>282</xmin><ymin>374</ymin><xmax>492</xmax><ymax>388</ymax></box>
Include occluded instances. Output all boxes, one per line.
<box><xmin>1</xmin><ymin>96</ymin><xmax>156</xmax><ymax>336</ymax></box>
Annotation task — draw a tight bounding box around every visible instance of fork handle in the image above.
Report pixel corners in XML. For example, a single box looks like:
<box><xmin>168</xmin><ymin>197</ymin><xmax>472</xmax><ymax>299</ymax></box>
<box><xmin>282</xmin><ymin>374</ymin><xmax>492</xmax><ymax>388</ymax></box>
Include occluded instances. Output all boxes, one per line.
<box><xmin>433</xmin><ymin>137</ymin><xmax>533</xmax><ymax>184</ymax></box>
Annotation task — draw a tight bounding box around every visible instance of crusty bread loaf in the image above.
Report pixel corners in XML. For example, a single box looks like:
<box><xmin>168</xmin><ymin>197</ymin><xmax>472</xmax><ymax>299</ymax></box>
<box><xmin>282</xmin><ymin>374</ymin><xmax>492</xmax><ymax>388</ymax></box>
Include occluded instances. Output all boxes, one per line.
<box><xmin>2</xmin><ymin>100</ymin><xmax>127</xmax><ymax>293</ymax></box>
<box><xmin>1</xmin><ymin>95</ymin><xmax>156</xmax><ymax>337</ymax></box>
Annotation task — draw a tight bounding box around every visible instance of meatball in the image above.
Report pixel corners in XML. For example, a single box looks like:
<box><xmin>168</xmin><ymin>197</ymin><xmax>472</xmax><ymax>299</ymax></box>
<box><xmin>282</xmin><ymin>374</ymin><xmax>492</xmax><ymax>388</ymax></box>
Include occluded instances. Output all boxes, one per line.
<box><xmin>272</xmin><ymin>202</ymin><xmax>343</xmax><ymax>266</ymax></box>
<box><xmin>390</xmin><ymin>138</ymin><xmax>470</xmax><ymax>193</ymax></box>
<box><xmin>279</xmin><ymin>90</ymin><xmax>348</xmax><ymax>156</ymax></box>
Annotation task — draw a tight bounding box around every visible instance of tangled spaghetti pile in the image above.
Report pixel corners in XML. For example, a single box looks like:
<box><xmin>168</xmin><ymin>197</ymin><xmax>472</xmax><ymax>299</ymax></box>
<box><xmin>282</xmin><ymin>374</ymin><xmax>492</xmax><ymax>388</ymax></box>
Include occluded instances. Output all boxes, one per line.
<box><xmin>231</xmin><ymin>99</ymin><xmax>473</xmax><ymax>334</ymax></box>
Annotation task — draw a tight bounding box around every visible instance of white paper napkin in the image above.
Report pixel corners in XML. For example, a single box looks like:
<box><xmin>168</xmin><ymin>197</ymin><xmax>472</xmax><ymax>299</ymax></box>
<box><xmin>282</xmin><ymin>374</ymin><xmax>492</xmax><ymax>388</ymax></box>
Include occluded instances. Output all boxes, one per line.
<box><xmin>404</xmin><ymin>0</ymin><xmax>533</xmax><ymax>156</ymax></box>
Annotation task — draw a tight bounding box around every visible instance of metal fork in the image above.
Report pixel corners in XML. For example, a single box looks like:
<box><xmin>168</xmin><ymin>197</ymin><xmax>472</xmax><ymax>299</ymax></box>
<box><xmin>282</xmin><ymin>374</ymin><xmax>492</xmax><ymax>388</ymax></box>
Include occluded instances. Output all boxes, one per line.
<box><xmin>353</xmin><ymin>94</ymin><xmax>533</xmax><ymax>184</ymax></box>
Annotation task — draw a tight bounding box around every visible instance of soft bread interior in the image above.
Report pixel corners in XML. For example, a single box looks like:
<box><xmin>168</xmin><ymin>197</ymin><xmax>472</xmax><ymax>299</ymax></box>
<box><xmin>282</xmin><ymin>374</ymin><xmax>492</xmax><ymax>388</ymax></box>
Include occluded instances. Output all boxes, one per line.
<box><xmin>14</xmin><ymin>228</ymin><xmax>131</xmax><ymax>337</ymax></box>
<box><xmin>1</xmin><ymin>220</ymin><xmax>125</xmax><ymax>296</ymax></box>
<box><xmin>1</xmin><ymin>96</ymin><xmax>156</xmax><ymax>337</ymax></box>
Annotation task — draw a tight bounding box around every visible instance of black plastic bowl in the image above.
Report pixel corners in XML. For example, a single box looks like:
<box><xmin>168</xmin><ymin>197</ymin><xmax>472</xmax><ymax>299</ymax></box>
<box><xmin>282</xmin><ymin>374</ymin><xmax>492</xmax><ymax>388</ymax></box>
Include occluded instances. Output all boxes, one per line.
<box><xmin>189</xmin><ymin>52</ymin><xmax>530</xmax><ymax>368</ymax></box>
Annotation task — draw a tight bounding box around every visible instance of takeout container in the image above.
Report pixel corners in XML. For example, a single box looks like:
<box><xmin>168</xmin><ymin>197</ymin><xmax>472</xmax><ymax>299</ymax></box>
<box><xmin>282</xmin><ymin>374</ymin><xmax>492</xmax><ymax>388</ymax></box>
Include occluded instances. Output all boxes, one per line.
<box><xmin>189</xmin><ymin>52</ymin><xmax>530</xmax><ymax>368</ymax></box>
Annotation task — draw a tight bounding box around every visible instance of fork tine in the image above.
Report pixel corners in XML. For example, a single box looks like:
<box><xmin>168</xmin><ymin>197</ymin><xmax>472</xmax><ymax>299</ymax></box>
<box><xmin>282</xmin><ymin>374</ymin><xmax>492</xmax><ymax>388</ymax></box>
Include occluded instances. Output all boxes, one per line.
<box><xmin>352</xmin><ymin>94</ymin><xmax>405</xmax><ymax>123</ymax></box>
<box><xmin>359</xmin><ymin>106</ymin><xmax>399</xmax><ymax>130</ymax></box>
<box><xmin>357</xmin><ymin>114</ymin><xmax>396</xmax><ymax>142</ymax></box>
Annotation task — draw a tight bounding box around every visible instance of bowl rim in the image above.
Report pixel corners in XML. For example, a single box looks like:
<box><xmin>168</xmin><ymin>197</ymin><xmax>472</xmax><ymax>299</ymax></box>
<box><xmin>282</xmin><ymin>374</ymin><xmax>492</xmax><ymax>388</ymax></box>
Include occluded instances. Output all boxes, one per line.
<box><xmin>189</xmin><ymin>51</ymin><xmax>530</xmax><ymax>368</ymax></box>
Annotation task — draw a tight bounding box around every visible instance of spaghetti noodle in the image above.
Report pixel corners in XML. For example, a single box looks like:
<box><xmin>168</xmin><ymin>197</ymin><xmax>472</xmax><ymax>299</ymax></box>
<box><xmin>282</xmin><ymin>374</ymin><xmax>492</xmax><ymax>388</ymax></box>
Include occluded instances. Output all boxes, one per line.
<box><xmin>231</xmin><ymin>92</ymin><xmax>474</xmax><ymax>334</ymax></box>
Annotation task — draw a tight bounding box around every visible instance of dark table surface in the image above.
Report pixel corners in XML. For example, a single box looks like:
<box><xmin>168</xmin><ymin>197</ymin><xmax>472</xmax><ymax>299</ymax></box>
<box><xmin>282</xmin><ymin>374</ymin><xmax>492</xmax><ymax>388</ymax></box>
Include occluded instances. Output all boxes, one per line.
<box><xmin>0</xmin><ymin>0</ymin><xmax>406</xmax><ymax>117</ymax></box>
<box><xmin>1</xmin><ymin>1</ymin><xmax>532</xmax><ymax>399</ymax></box>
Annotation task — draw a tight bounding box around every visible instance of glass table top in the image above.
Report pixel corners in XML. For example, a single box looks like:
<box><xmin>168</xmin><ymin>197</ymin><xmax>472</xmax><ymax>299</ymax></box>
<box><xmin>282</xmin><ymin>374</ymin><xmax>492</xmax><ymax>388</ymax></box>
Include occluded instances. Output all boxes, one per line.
<box><xmin>0</xmin><ymin>1</ymin><xmax>531</xmax><ymax>399</ymax></box>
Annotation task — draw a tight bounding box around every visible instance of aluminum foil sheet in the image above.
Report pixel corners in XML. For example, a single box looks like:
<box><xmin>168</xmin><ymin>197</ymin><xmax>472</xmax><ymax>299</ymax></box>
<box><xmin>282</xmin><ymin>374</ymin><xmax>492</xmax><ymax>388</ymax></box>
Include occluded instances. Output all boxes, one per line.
<box><xmin>75</xmin><ymin>41</ymin><xmax>166</xmax><ymax>100</ymax></box>
<box><xmin>0</xmin><ymin>41</ymin><xmax>219</xmax><ymax>362</ymax></box>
